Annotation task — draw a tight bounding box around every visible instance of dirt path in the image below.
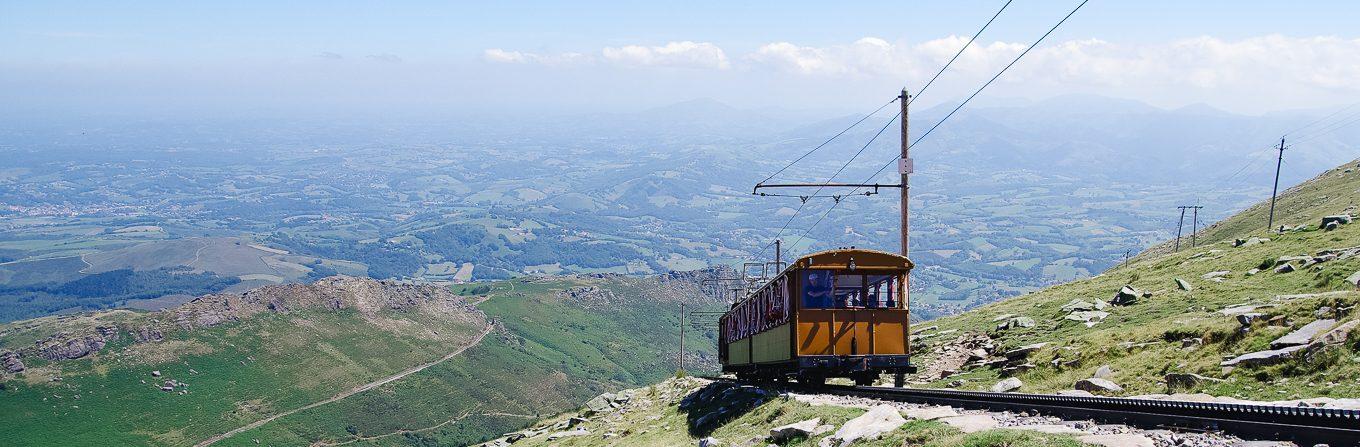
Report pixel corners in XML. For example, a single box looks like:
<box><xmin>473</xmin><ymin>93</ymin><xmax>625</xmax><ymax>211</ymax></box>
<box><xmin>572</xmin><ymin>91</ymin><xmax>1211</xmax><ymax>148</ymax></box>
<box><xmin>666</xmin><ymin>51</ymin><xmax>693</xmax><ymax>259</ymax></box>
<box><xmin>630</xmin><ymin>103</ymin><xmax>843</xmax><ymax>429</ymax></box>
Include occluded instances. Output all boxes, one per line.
<box><xmin>313</xmin><ymin>409</ymin><xmax>535</xmax><ymax>447</ymax></box>
<box><xmin>195</xmin><ymin>324</ymin><xmax>494</xmax><ymax>447</ymax></box>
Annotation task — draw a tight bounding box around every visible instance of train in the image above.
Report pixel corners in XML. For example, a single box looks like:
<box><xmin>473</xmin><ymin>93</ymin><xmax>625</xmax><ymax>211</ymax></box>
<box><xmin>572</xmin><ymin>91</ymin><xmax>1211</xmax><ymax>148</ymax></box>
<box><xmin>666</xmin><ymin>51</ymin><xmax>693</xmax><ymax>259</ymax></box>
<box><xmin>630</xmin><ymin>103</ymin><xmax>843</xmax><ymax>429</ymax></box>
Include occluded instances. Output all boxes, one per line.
<box><xmin>718</xmin><ymin>248</ymin><xmax>915</xmax><ymax>386</ymax></box>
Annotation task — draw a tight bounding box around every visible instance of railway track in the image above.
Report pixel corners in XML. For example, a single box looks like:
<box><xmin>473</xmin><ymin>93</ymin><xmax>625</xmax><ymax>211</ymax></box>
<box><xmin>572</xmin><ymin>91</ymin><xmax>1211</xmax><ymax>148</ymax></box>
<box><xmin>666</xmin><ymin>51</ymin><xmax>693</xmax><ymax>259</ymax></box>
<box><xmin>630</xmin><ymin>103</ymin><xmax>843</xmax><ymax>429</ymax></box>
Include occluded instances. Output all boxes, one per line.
<box><xmin>778</xmin><ymin>382</ymin><xmax>1360</xmax><ymax>445</ymax></box>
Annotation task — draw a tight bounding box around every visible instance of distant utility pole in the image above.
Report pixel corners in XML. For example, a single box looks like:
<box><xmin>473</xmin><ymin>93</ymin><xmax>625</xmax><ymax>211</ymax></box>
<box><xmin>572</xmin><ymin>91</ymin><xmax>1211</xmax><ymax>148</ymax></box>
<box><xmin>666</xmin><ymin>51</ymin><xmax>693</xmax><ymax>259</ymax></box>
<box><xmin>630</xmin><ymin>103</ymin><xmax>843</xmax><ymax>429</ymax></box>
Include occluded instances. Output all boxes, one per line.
<box><xmin>1189</xmin><ymin>206</ymin><xmax>1203</xmax><ymax>248</ymax></box>
<box><xmin>678</xmin><ymin>302</ymin><xmax>685</xmax><ymax>372</ymax></box>
<box><xmin>1174</xmin><ymin>206</ymin><xmax>1188</xmax><ymax>252</ymax></box>
<box><xmin>899</xmin><ymin>89</ymin><xmax>912</xmax><ymax>304</ymax></box>
<box><xmin>1267</xmin><ymin>137</ymin><xmax>1287</xmax><ymax>232</ymax></box>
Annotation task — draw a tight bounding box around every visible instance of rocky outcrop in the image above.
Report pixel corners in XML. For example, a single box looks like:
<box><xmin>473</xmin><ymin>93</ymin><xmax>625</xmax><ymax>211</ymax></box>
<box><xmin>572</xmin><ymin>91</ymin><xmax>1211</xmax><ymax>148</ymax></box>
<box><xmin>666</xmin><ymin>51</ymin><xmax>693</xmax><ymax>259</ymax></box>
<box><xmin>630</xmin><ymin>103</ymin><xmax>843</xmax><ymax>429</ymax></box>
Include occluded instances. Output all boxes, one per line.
<box><xmin>1111</xmin><ymin>285</ymin><xmax>1147</xmax><ymax>305</ymax></box>
<box><xmin>1270</xmin><ymin>319</ymin><xmax>1337</xmax><ymax>349</ymax></box>
<box><xmin>991</xmin><ymin>377</ymin><xmax>1022</xmax><ymax>393</ymax></box>
<box><xmin>1221</xmin><ymin>344</ymin><xmax>1309</xmax><ymax>367</ymax></box>
<box><xmin>1074</xmin><ymin>378</ymin><xmax>1123</xmax><ymax>394</ymax></box>
<box><xmin>825</xmin><ymin>405</ymin><xmax>906</xmax><ymax>446</ymax></box>
<box><xmin>16</xmin><ymin>276</ymin><xmax>485</xmax><ymax>365</ymax></box>
<box><xmin>1</xmin><ymin>350</ymin><xmax>24</xmax><ymax>373</ymax></box>
<box><xmin>769</xmin><ymin>418</ymin><xmax>819</xmax><ymax>443</ymax></box>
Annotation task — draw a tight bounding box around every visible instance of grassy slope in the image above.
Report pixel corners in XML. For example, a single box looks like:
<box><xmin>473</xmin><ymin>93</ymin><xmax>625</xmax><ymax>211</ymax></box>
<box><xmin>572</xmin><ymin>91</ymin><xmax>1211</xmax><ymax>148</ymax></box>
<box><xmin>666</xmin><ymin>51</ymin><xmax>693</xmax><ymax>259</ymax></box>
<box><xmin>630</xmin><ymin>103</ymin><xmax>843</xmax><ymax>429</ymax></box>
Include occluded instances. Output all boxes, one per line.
<box><xmin>213</xmin><ymin>276</ymin><xmax>721</xmax><ymax>447</ymax></box>
<box><xmin>916</xmin><ymin>159</ymin><xmax>1360</xmax><ymax>399</ymax></box>
<box><xmin>0</xmin><ymin>275</ymin><xmax>719</xmax><ymax>447</ymax></box>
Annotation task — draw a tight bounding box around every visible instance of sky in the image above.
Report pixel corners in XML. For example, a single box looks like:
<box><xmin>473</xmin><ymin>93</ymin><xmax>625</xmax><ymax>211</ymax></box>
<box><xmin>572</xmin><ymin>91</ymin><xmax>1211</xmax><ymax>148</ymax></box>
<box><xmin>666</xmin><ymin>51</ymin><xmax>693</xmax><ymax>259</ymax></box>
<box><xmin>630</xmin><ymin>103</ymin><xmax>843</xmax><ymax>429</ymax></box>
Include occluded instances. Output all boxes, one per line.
<box><xmin>2</xmin><ymin>1</ymin><xmax>1359</xmax><ymax>116</ymax></box>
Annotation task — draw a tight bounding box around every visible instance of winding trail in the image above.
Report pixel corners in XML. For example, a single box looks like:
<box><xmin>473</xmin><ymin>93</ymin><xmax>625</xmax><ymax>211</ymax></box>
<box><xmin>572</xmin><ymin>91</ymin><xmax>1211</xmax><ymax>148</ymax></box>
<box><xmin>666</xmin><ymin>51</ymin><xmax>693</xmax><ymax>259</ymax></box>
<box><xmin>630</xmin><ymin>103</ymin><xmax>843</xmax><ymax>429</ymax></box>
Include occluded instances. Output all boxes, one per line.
<box><xmin>195</xmin><ymin>324</ymin><xmax>494</xmax><ymax>447</ymax></box>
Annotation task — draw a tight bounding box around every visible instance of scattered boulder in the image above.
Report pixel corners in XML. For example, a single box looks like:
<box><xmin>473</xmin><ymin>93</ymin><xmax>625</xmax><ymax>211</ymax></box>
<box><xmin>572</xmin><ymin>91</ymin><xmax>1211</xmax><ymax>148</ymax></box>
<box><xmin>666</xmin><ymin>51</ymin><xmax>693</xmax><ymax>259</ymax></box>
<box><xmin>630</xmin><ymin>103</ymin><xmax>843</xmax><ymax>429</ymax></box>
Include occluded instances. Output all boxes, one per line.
<box><xmin>151</xmin><ymin>370</ymin><xmax>162</xmax><ymax>377</ymax></box>
<box><xmin>1233</xmin><ymin>237</ymin><xmax>1269</xmax><ymax>248</ymax></box>
<box><xmin>1003</xmin><ymin>342</ymin><xmax>1047</xmax><ymax>359</ymax></box>
<box><xmin>584</xmin><ymin>393</ymin><xmax>615</xmax><ymax>414</ymax></box>
<box><xmin>1165</xmin><ymin>373</ymin><xmax>1223</xmax><ymax>389</ymax></box>
<box><xmin>827</xmin><ymin>405</ymin><xmax>906</xmax><ymax>446</ymax></box>
<box><xmin>546</xmin><ymin>428</ymin><xmax>589</xmax><ymax>440</ymax></box>
<box><xmin>1074</xmin><ymin>378</ymin><xmax>1124</xmax><ymax>394</ymax></box>
<box><xmin>996</xmin><ymin>316</ymin><xmax>1035</xmax><ymax>331</ymax></box>
<box><xmin>1325</xmin><ymin>222</ymin><xmax>1340</xmax><ymax>231</ymax></box>
<box><xmin>1181</xmin><ymin>337</ymin><xmax>1203</xmax><ymax>348</ymax></box>
<box><xmin>991</xmin><ymin>377</ymin><xmax>1023</xmax><ymax>393</ymax></box>
<box><xmin>1322</xmin><ymin>215</ymin><xmax>1353</xmax><ymax>227</ymax></box>
<box><xmin>1111</xmin><ymin>285</ymin><xmax>1142</xmax><ymax>305</ymax></box>
<box><xmin>1061</xmin><ymin>299</ymin><xmax>1095</xmax><ymax>312</ymax></box>
<box><xmin>1</xmin><ymin>350</ymin><xmax>25</xmax><ymax>374</ymax></box>
<box><xmin>769</xmin><ymin>418</ymin><xmax>819</xmax><ymax>443</ymax></box>
<box><xmin>1316</xmin><ymin>320</ymin><xmax>1360</xmax><ymax>345</ymax></box>
<box><xmin>1221</xmin><ymin>344</ymin><xmax>1309</xmax><ymax>367</ymax></box>
<box><xmin>1346</xmin><ymin>271</ymin><xmax>1360</xmax><ymax>288</ymax></box>
<box><xmin>1270</xmin><ymin>319</ymin><xmax>1337</xmax><ymax>349</ymax></box>
<box><xmin>1093</xmin><ymin>365</ymin><xmax>1113</xmax><ymax>379</ymax></box>
<box><xmin>1064</xmin><ymin>310</ymin><xmax>1109</xmax><ymax>327</ymax></box>
<box><xmin>1274</xmin><ymin>263</ymin><xmax>1296</xmax><ymax>274</ymax></box>
<box><xmin>1174</xmin><ymin>278</ymin><xmax>1192</xmax><ymax>291</ymax></box>
<box><xmin>698</xmin><ymin>437</ymin><xmax>720</xmax><ymax>447</ymax></box>
<box><xmin>1201</xmin><ymin>271</ymin><xmax>1231</xmax><ymax>281</ymax></box>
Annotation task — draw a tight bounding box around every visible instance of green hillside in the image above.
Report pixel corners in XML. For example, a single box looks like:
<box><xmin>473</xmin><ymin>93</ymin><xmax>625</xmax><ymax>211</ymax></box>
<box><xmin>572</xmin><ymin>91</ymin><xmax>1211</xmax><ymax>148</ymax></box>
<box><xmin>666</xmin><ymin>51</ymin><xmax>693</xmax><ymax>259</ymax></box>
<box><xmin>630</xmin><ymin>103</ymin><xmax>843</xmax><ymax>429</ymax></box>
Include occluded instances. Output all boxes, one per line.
<box><xmin>0</xmin><ymin>274</ymin><xmax>722</xmax><ymax>446</ymax></box>
<box><xmin>912</xmin><ymin>158</ymin><xmax>1360</xmax><ymax>400</ymax></box>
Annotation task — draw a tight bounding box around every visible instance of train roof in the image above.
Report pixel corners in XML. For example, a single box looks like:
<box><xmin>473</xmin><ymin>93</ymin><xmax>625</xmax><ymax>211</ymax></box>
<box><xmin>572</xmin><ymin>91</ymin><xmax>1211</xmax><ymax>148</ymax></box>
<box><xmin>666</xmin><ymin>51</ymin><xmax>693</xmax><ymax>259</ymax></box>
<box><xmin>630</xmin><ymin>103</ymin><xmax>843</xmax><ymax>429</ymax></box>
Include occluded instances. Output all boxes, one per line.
<box><xmin>792</xmin><ymin>247</ymin><xmax>914</xmax><ymax>271</ymax></box>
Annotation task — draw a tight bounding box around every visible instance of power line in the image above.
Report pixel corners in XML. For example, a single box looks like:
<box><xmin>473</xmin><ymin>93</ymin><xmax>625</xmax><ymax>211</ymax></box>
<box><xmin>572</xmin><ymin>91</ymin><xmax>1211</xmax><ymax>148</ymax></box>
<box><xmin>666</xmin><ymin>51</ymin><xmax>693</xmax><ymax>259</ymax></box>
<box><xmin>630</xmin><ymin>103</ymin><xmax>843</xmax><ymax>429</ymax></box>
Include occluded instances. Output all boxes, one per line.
<box><xmin>747</xmin><ymin>0</ymin><xmax>1016</xmax><ymax>262</ymax></box>
<box><xmin>908</xmin><ymin>0</ymin><xmax>1015</xmax><ymax>104</ymax></box>
<box><xmin>1291</xmin><ymin>111</ymin><xmax>1360</xmax><ymax>145</ymax></box>
<box><xmin>756</xmin><ymin>97</ymin><xmax>899</xmax><ymax>186</ymax></box>
<box><xmin>1282</xmin><ymin>102</ymin><xmax>1360</xmax><ymax>138</ymax></box>
<box><xmin>786</xmin><ymin>0</ymin><xmax>1092</xmax><ymax>252</ymax></box>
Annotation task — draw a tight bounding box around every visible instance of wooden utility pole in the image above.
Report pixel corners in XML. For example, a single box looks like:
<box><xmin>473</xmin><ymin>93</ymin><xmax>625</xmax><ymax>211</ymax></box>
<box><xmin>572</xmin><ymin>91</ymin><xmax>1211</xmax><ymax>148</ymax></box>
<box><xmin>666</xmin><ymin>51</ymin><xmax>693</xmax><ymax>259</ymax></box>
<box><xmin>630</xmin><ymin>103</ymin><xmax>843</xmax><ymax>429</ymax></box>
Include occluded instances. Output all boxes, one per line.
<box><xmin>1267</xmin><ymin>137</ymin><xmax>1286</xmax><ymax>232</ymax></box>
<box><xmin>1174</xmin><ymin>206</ymin><xmax>1188</xmax><ymax>252</ymax></box>
<box><xmin>1189</xmin><ymin>205</ymin><xmax>1203</xmax><ymax>248</ymax></box>
<box><xmin>678</xmin><ymin>302</ymin><xmax>685</xmax><ymax>372</ymax></box>
<box><xmin>899</xmin><ymin>89</ymin><xmax>911</xmax><ymax>300</ymax></box>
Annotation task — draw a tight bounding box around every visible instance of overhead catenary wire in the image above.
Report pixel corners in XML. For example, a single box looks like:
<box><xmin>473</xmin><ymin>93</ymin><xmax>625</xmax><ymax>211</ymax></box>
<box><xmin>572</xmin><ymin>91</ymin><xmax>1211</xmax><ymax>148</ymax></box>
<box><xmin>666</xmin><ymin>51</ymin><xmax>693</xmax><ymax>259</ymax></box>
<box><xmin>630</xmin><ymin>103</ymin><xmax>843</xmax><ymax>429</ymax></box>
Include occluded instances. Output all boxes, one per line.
<box><xmin>1282</xmin><ymin>102</ymin><xmax>1360</xmax><ymax>138</ymax></box>
<box><xmin>786</xmin><ymin>0</ymin><xmax>1092</xmax><ymax>253</ymax></box>
<box><xmin>746</xmin><ymin>0</ymin><xmax>1019</xmax><ymax>262</ymax></box>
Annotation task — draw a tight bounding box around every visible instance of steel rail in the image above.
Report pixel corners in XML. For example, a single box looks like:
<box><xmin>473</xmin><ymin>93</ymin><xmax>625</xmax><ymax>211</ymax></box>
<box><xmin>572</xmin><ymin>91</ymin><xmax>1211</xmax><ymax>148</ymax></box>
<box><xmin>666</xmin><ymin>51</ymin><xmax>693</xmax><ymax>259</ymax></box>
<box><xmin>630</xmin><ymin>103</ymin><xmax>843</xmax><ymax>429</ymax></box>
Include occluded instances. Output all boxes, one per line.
<box><xmin>786</xmin><ymin>383</ymin><xmax>1360</xmax><ymax>445</ymax></box>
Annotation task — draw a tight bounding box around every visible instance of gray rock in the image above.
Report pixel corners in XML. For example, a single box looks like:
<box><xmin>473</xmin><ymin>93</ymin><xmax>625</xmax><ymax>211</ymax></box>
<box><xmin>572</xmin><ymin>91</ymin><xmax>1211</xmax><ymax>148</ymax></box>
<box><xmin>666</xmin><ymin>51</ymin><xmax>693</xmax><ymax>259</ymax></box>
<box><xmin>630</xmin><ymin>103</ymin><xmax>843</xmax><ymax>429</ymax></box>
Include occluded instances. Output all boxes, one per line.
<box><xmin>151</xmin><ymin>370</ymin><xmax>161</xmax><ymax>377</ymax></box>
<box><xmin>1221</xmin><ymin>344</ymin><xmax>1309</xmax><ymax>367</ymax></box>
<box><xmin>939</xmin><ymin>414</ymin><xmax>998</xmax><ymax>433</ymax></box>
<box><xmin>0</xmin><ymin>350</ymin><xmax>24</xmax><ymax>374</ymax></box>
<box><xmin>1270</xmin><ymin>319</ymin><xmax>1337</xmax><ymax>349</ymax></box>
<box><xmin>1003</xmin><ymin>342</ymin><xmax>1047</xmax><ymax>359</ymax></box>
<box><xmin>1322</xmin><ymin>215</ymin><xmax>1353</xmax><ymax>226</ymax></box>
<box><xmin>698</xmin><ymin>437</ymin><xmax>720</xmax><ymax>447</ymax></box>
<box><xmin>1061</xmin><ymin>299</ymin><xmax>1095</xmax><ymax>312</ymax></box>
<box><xmin>1201</xmin><ymin>270</ymin><xmax>1231</xmax><ymax>281</ymax></box>
<box><xmin>991</xmin><ymin>377</ymin><xmax>1023</xmax><ymax>393</ymax></box>
<box><xmin>585</xmin><ymin>393</ymin><xmax>615</xmax><ymax>414</ymax></box>
<box><xmin>1074</xmin><ymin>378</ymin><xmax>1123</xmax><ymax>394</ymax></box>
<box><xmin>1174</xmin><ymin>278</ymin><xmax>1193</xmax><ymax>291</ymax></box>
<box><xmin>546</xmin><ymin>428</ymin><xmax>589</xmax><ymax>440</ymax></box>
<box><xmin>828</xmin><ymin>404</ymin><xmax>906</xmax><ymax>446</ymax></box>
<box><xmin>901</xmin><ymin>406</ymin><xmax>958</xmax><ymax>420</ymax></box>
<box><xmin>1078</xmin><ymin>434</ymin><xmax>1155</xmax><ymax>447</ymax></box>
<box><xmin>1325</xmin><ymin>221</ymin><xmax>1340</xmax><ymax>231</ymax></box>
<box><xmin>1065</xmin><ymin>310</ymin><xmax>1109</xmax><ymax>327</ymax></box>
<box><xmin>1181</xmin><ymin>337</ymin><xmax>1203</xmax><ymax>348</ymax></box>
<box><xmin>1093</xmin><ymin>365</ymin><xmax>1113</xmax><ymax>379</ymax></box>
<box><xmin>1346</xmin><ymin>271</ymin><xmax>1360</xmax><ymax>288</ymax></box>
<box><xmin>1317</xmin><ymin>320</ymin><xmax>1360</xmax><ymax>345</ymax></box>
<box><xmin>1112</xmin><ymin>285</ymin><xmax>1141</xmax><ymax>305</ymax></box>
<box><xmin>1274</xmin><ymin>263</ymin><xmax>1296</xmax><ymax>273</ymax></box>
<box><xmin>769</xmin><ymin>418</ymin><xmax>819</xmax><ymax>443</ymax></box>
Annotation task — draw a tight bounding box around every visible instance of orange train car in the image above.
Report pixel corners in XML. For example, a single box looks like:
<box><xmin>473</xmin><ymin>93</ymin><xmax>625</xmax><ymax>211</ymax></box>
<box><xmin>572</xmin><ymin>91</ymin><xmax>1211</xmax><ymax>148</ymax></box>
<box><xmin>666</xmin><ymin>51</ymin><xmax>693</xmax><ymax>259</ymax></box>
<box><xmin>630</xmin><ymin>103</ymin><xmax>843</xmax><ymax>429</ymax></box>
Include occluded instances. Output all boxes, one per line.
<box><xmin>719</xmin><ymin>248</ymin><xmax>915</xmax><ymax>386</ymax></box>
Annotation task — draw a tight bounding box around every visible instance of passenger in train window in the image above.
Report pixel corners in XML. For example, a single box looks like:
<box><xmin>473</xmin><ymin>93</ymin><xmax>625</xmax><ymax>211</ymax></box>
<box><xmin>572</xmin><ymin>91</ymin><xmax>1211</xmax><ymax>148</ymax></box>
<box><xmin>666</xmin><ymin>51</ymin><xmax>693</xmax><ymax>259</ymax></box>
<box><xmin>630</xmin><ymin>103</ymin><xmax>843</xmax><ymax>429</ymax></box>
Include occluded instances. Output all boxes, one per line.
<box><xmin>802</xmin><ymin>270</ymin><xmax>834</xmax><ymax>308</ymax></box>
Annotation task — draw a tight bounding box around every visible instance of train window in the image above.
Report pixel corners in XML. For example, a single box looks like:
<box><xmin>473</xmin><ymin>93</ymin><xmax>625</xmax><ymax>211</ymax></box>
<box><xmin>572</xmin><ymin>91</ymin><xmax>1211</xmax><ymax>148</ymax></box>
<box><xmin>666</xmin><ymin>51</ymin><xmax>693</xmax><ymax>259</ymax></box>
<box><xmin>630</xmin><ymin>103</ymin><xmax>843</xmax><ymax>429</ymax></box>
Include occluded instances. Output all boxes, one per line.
<box><xmin>833</xmin><ymin>274</ymin><xmax>864</xmax><ymax>308</ymax></box>
<box><xmin>800</xmin><ymin>270</ymin><xmax>835</xmax><ymax>308</ymax></box>
<box><xmin>866</xmin><ymin>275</ymin><xmax>898</xmax><ymax>308</ymax></box>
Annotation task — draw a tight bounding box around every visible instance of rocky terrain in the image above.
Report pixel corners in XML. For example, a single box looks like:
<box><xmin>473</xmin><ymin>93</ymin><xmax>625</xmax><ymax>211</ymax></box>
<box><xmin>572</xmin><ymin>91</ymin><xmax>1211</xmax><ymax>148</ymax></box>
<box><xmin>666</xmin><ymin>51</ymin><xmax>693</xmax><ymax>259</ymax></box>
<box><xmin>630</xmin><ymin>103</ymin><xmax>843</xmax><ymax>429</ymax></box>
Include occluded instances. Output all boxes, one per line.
<box><xmin>902</xmin><ymin>159</ymin><xmax>1360</xmax><ymax>405</ymax></box>
<box><xmin>485</xmin><ymin>377</ymin><xmax>1300</xmax><ymax>447</ymax></box>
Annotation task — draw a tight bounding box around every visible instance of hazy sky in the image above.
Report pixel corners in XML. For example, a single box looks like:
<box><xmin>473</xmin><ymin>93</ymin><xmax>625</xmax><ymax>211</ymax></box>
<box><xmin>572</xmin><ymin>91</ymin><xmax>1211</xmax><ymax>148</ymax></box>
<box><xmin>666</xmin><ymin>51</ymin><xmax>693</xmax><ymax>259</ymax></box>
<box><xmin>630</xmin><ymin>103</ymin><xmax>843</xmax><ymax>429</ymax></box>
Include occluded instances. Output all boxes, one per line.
<box><xmin>3</xmin><ymin>1</ymin><xmax>1359</xmax><ymax>115</ymax></box>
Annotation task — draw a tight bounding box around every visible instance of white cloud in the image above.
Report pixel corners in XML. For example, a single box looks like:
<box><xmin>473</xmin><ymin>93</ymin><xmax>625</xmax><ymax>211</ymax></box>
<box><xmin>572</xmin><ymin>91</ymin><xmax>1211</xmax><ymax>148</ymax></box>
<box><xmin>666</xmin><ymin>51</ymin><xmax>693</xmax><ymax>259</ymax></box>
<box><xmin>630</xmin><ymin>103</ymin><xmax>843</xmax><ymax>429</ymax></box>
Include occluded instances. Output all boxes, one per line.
<box><xmin>744</xmin><ymin>34</ymin><xmax>1360</xmax><ymax>95</ymax></box>
<box><xmin>482</xmin><ymin>48</ymin><xmax>590</xmax><ymax>66</ymax></box>
<box><xmin>601</xmin><ymin>41</ymin><xmax>730</xmax><ymax>69</ymax></box>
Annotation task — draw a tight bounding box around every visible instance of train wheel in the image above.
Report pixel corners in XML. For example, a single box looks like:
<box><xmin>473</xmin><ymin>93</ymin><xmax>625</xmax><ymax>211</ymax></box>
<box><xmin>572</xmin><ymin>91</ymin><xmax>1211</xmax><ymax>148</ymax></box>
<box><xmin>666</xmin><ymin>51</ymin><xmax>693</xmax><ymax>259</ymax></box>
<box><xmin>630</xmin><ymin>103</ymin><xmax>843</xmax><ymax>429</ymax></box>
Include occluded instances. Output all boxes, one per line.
<box><xmin>799</xmin><ymin>373</ymin><xmax>825</xmax><ymax>386</ymax></box>
<box><xmin>893</xmin><ymin>372</ymin><xmax>906</xmax><ymax>388</ymax></box>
